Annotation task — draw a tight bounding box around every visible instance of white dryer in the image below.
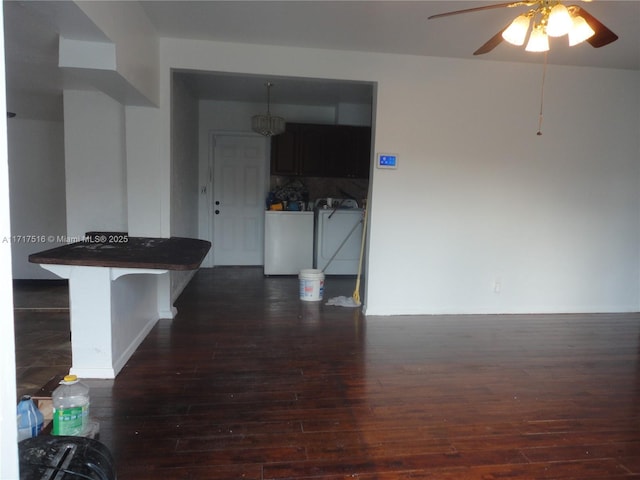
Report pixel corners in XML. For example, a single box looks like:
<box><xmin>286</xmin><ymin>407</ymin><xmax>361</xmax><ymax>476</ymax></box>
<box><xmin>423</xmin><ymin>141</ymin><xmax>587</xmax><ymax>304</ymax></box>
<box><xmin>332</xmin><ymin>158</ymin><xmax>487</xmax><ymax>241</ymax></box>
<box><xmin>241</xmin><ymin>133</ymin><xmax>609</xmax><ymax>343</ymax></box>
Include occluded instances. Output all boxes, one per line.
<box><xmin>314</xmin><ymin>208</ymin><xmax>364</xmax><ymax>275</ymax></box>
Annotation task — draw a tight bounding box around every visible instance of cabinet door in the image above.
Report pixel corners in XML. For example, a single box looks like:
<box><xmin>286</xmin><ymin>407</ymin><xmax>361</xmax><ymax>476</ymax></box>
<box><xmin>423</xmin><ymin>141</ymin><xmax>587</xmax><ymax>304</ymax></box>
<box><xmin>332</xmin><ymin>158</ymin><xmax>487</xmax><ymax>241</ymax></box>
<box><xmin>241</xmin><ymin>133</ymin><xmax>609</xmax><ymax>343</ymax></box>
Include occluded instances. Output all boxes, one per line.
<box><xmin>320</xmin><ymin>125</ymin><xmax>351</xmax><ymax>177</ymax></box>
<box><xmin>270</xmin><ymin>123</ymin><xmax>371</xmax><ymax>178</ymax></box>
<box><xmin>298</xmin><ymin>124</ymin><xmax>328</xmax><ymax>177</ymax></box>
<box><xmin>334</xmin><ymin>126</ymin><xmax>371</xmax><ymax>179</ymax></box>
<box><xmin>270</xmin><ymin>126</ymin><xmax>298</xmax><ymax>175</ymax></box>
<box><xmin>351</xmin><ymin>126</ymin><xmax>372</xmax><ymax>179</ymax></box>
<box><xmin>327</xmin><ymin>126</ymin><xmax>352</xmax><ymax>178</ymax></box>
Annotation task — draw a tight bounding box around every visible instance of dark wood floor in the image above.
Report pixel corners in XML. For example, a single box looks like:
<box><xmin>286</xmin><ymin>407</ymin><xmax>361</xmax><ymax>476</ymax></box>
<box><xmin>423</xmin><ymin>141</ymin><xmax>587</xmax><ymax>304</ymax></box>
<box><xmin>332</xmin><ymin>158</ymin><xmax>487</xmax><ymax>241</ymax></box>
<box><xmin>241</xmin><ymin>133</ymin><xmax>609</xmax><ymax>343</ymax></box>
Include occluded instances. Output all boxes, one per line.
<box><xmin>15</xmin><ymin>267</ymin><xmax>640</xmax><ymax>479</ymax></box>
<box><xmin>13</xmin><ymin>280</ymin><xmax>71</xmax><ymax>399</ymax></box>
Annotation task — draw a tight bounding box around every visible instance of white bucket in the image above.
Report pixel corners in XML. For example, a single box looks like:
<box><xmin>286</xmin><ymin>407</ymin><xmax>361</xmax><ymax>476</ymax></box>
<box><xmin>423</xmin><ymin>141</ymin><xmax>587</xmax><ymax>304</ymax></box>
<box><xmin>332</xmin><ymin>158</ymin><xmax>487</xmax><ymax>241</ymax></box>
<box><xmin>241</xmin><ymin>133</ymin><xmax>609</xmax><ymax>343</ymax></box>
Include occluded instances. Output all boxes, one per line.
<box><xmin>299</xmin><ymin>269</ymin><xmax>325</xmax><ymax>302</ymax></box>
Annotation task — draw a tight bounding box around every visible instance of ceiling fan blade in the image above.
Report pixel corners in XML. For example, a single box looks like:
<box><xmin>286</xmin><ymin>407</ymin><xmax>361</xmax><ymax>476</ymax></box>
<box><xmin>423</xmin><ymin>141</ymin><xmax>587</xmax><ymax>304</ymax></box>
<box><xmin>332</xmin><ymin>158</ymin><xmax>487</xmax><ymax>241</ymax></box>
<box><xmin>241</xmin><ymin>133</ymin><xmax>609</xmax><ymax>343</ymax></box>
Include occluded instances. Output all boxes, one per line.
<box><xmin>569</xmin><ymin>5</ymin><xmax>619</xmax><ymax>48</ymax></box>
<box><xmin>473</xmin><ymin>26</ymin><xmax>508</xmax><ymax>55</ymax></box>
<box><xmin>428</xmin><ymin>1</ymin><xmax>534</xmax><ymax>20</ymax></box>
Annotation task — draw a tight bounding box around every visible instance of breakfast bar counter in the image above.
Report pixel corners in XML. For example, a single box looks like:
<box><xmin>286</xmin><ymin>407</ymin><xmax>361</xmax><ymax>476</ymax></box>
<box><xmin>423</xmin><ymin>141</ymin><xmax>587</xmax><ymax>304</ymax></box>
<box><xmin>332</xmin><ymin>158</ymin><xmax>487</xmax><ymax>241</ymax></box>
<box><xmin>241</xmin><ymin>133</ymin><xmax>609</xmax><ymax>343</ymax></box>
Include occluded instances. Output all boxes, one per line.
<box><xmin>29</xmin><ymin>234</ymin><xmax>211</xmax><ymax>379</ymax></box>
<box><xmin>29</xmin><ymin>234</ymin><xmax>211</xmax><ymax>270</ymax></box>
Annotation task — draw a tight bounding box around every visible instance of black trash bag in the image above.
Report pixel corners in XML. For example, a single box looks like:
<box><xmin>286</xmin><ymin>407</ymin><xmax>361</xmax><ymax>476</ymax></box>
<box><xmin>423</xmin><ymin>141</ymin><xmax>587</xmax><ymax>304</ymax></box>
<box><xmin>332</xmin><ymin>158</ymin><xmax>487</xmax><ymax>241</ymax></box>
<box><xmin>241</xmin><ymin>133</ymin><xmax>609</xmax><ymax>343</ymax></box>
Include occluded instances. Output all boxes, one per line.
<box><xmin>19</xmin><ymin>436</ymin><xmax>116</xmax><ymax>480</ymax></box>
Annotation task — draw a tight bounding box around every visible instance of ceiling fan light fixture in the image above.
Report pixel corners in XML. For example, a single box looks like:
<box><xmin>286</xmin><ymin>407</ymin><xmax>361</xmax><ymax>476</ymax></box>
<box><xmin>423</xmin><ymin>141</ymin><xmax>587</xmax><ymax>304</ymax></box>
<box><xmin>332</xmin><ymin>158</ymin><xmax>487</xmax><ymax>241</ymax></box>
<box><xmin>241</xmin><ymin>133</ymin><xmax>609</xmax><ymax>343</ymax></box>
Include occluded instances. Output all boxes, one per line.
<box><xmin>568</xmin><ymin>15</ymin><xmax>595</xmax><ymax>46</ymax></box>
<box><xmin>546</xmin><ymin>3</ymin><xmax>573</xmax><ymax>37</ymax></box>
<box><xmin>428</xmin><ymin>0</ymin><xmax>619</xmax><ymax>57</ymax></box>
<box><xmin>525</xmin><ymin>26</ymin><xmax>549</xmax><ymax>52</ymax></box>
<box><xmin>251</xmin><ymin>82</ymin><xmax>286</xmax><ymax>137</ymax></box>
<box><xmin>502</xmin><ymin>14</ymin><xmax>531</xmax><ymax>45</ymax></box>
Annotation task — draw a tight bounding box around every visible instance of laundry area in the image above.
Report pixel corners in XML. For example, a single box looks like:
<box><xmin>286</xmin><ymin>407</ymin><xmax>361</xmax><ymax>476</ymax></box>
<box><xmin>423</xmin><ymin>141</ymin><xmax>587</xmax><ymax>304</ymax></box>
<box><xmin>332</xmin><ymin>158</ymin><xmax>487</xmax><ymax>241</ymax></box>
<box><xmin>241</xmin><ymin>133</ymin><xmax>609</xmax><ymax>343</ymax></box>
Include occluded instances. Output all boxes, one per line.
<box><xmin>264</xmin><ymin>194</ymin><xmax>366</xmax><ymax>277</ymax></box>
<box><xmin>262</xmin><ymin>114</ymin><xmax>372</xmax><ymax>285</ymax></box>
<box><xmin>261</xmin><ymin>115</ymin><xmax>372</xmax><ymax>285</ymax></box>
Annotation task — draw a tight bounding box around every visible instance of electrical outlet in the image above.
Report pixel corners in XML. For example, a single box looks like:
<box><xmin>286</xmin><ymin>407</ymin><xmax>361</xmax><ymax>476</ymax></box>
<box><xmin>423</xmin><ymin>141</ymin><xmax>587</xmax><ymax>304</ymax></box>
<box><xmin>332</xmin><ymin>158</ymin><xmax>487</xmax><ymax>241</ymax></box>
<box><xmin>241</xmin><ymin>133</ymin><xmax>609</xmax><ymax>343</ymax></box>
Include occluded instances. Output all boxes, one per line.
<box><xmin>493</xmin><ymin>280</ymin><xmax>501</xmax><ymax>294</ymax></box>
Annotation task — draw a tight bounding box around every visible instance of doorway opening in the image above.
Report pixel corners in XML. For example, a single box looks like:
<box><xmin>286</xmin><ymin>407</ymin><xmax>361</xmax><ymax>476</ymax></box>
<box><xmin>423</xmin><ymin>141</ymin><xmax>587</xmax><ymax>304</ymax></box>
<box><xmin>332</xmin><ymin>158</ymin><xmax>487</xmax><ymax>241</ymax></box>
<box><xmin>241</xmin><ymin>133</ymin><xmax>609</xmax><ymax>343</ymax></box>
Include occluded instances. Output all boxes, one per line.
<box><xmin>172</xmin><ymin>70</ymin><xmax>375</xmax><ymax>268</ymax></box>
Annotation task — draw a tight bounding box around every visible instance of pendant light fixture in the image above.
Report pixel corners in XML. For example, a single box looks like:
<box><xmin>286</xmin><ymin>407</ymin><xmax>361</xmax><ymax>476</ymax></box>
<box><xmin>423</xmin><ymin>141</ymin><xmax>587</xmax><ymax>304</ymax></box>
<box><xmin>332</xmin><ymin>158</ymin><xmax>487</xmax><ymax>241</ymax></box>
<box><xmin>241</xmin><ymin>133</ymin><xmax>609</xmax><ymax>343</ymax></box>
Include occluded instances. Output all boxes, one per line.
<box><xmin>251</xmin><ymin>82</ymin><xmax>286</xmax><ymax>137</ymax></box>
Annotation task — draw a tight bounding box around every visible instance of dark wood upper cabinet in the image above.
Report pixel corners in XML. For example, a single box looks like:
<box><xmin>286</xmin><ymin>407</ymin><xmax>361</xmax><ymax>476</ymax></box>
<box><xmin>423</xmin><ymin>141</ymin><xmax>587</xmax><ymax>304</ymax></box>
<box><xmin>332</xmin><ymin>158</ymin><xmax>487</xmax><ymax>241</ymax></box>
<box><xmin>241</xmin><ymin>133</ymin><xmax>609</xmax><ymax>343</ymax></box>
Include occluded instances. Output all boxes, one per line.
<box><xmin>270</xmin><ymin>123</ymin><xmax>371</xmax><ymax>179</ymax></box>
<box><xmin>298</xmin><ymin>124</ymin><xmax>328</xmax><ymax>177</ymax></box>
<box><xmin>269</xmin><ymin>125</ymin><xmax>298</xmax><ymax>176</ymax></box>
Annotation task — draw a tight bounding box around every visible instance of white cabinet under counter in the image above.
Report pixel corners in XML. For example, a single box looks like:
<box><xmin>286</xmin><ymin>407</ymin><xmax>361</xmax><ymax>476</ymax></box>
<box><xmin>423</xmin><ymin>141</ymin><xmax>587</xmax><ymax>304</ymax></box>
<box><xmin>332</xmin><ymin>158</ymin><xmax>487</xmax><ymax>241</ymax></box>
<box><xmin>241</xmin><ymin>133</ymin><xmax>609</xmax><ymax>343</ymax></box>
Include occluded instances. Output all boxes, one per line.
<box><xmin>264</xmin><ymin>211</ymin><xmax>314</xmax><ymax>275</ymax></box>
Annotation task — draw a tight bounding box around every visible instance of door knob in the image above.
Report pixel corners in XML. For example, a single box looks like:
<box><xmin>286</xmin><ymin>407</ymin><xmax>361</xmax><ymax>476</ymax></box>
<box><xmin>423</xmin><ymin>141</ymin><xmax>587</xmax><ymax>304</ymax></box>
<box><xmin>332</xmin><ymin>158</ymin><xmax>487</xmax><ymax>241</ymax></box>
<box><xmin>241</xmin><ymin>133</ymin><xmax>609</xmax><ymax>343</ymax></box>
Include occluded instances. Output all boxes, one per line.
<box><xmin>215</xmin><ymin>201</ymin><xmax>220</xmax><ymax>205</ymax></box>
<box><xmin>215</xmin><ymin>210</ymin><xmax>220</xmax><ymax>215</ymax></box>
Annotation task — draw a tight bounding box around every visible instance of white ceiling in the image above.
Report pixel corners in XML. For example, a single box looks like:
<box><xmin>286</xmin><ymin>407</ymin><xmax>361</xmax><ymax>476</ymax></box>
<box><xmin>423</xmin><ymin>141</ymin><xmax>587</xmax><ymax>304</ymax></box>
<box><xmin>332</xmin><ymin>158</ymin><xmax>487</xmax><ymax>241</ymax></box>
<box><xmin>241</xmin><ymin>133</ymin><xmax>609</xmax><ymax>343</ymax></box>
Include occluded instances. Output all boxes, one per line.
<box><xmin>143</xmin><ymin>1</ymin><xmax>640</xmax><ymax>70</ymax></box>
<box><xmin>4</xmin><ymin>1</ymin><xmax>639</xmax><ymax>120</ymax></box>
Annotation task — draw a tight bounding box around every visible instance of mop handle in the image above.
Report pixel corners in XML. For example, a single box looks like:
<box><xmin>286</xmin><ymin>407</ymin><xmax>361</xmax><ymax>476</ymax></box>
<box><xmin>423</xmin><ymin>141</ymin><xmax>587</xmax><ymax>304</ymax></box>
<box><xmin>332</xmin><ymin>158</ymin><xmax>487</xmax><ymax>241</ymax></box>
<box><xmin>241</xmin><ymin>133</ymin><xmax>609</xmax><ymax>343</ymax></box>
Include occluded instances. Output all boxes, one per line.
<box><xmin>352</xmin><ymin>207</ymin><xmax>368</xmax><ymax>304</ymax></box>
<box><xmin>355</xmin><ymin>208</ymin><xmax>367</xmax><ymax>279</ymax></box>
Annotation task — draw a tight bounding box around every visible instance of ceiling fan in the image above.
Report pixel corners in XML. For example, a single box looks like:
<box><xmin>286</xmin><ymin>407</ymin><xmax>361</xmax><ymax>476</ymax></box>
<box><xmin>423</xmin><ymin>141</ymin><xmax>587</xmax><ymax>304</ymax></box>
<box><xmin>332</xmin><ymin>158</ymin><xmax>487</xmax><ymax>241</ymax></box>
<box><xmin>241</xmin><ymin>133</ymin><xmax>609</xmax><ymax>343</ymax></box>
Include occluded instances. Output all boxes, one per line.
<box><xmin>428</xmin><ymin>0</ymin><xmax>618</xmax><ymax>56</ymax></box>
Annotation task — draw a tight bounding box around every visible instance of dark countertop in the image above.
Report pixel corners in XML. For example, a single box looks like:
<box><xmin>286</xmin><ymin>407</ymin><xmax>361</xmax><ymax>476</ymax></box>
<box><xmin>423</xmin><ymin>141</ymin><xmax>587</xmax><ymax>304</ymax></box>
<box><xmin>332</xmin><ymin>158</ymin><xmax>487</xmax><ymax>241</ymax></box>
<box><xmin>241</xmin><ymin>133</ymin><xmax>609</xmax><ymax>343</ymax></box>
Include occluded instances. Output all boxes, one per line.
<box><xmin>29</xmin><ymin>234</ymin><xmax>211</xmax><ymax>271</ymax></box>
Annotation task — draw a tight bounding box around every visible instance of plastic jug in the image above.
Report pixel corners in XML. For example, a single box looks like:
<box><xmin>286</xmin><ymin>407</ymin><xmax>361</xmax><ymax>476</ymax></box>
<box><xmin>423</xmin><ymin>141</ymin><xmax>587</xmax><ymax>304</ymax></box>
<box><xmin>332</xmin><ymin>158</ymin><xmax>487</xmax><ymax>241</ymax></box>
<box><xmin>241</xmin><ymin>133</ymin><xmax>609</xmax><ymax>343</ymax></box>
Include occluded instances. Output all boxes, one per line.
<box><xmin>52</xmin><ymin>374</ymin><xmax>90</xmax><ymax>436</ymax></box>
<box><xmin>17</xmin><ymin>395</ymin><xmax>44</xmax><ymax>441</ymax></box>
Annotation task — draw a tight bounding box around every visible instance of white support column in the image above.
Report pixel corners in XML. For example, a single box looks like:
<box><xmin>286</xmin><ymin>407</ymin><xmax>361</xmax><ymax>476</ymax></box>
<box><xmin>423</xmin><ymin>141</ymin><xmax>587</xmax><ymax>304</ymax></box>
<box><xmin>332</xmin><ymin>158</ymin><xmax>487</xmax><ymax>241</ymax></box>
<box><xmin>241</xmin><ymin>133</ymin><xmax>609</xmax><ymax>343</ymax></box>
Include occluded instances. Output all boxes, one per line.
<box><xmin>70</xmin><ymin>266</ymin><xmax>113</xmax><ymax>377</ymax></box>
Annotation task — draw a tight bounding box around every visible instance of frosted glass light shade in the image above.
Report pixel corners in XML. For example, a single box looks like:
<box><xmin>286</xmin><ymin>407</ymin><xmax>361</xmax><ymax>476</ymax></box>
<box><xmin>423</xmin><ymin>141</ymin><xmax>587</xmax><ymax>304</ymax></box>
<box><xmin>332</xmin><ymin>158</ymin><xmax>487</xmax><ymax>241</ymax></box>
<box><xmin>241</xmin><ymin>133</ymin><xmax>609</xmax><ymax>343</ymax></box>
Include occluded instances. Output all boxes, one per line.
<box><xmin>547</xmin><ymin>4</ymin><xmax>572</xmax><ymax>37</ymax></box>
<box><xmin>525</xmin><ymin>27</ymin><xmax>550</xmax><ymax>52</ymax></box>
<box><xmin>568</xmin><ymin>15</ymin><xmax>595</xmax><ymax>46</ymax></box>
<box><xmin>502</xmin><ymin>14</ymin><xmax>531</xmax><ymax>45</ymax></box>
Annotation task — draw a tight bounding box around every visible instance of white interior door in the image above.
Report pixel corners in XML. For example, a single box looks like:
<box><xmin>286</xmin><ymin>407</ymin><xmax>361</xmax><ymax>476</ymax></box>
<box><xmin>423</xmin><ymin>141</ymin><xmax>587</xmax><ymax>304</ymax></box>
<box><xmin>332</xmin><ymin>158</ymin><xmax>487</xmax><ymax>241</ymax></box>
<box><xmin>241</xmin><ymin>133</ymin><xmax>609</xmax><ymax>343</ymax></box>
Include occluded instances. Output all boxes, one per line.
<box><xmin>212</xmin><ymin>134</ymin><xmax>267</xmax><ymax>266</ymax></box>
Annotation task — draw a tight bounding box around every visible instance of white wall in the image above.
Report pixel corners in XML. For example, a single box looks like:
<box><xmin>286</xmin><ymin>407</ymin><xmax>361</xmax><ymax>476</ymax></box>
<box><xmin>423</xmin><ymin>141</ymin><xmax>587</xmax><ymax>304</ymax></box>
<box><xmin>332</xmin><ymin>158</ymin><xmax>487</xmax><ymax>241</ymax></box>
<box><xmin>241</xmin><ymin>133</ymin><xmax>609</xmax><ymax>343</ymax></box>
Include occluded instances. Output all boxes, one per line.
<box><xmin>111</xmin><ymin>273</ymin><xmax>159</xmax><ymax>371</ymax></box>
<box><xmin>0</xmin><ymin>6</ymin><xmax>19</xmax><ymax>475</ymax></box>
<box><xmin>336</xmin><ymin>102</ymin><xmax>371</xmax><ymax>126</ymax></box>
<box><xmin>7</xmin><ymin>118</ymin><xmax>66</xmax><ymax>278</ymax></box>
<box><xmin>200</xmin><ymin>99</ymin><xmax>337</xmax><ymax>133</ymax></box>
<box><xmin>368</xmin><ymin>58</ymin><xmax>640</xmax><ymax>315</ymax></box>
<box><xmin>74</xmin><ymin>0</ymin><xmax>159</xmax><ymax>106</ymax></box>
<box><xmin>171</xmin><ymin>76</ymin><xmax>199</xmax><ymax>238</ymax></box>
<box><xmin>125</xmin><ymin>106</ymin><xmax>164</xmax><ymax>237</ymax></box>
<box><xmin>63</xmin><ymin>90</ymin><xmax>128</xmax><ymax>238</ymax></box>
<box><xmin>169</xmin><ymin>75</ymin><xmax>200</xmax><ymax>300</ymax></box>
<box><xmin>160</xmin><ymin>38</ymin><xmax>640</xmax><ymax>315</ymax></box>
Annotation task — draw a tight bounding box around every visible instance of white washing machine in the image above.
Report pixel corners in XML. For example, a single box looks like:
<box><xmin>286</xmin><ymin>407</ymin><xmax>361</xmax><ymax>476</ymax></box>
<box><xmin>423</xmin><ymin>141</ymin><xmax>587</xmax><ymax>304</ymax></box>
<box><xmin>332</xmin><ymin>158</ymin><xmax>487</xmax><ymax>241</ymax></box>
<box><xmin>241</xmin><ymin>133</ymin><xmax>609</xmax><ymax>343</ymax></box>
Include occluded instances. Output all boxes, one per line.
<box><xmin>264</xmin><ymin>211</ymin><xmax>314</xmax><ymax>275</ymax></box>
<box><xmin>314</xmin><ymin>207</ymin><xmax>364</xmax><ymax>275</ymax></box>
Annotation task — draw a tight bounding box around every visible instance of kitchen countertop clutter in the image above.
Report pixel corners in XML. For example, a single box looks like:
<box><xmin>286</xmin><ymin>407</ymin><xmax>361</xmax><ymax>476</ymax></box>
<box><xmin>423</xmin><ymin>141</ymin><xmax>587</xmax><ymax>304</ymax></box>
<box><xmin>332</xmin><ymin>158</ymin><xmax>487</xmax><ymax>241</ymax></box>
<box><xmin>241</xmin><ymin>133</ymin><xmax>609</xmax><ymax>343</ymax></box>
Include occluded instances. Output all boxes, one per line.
<box><xmin>266</xmin><ymin>179</ymin><xmax>309</xmax><ymax>211</ymax></box>
<box><xmin>266</xmin><ymin>179</ymin><xmax>364</xmax><ymax>211</ymax></box>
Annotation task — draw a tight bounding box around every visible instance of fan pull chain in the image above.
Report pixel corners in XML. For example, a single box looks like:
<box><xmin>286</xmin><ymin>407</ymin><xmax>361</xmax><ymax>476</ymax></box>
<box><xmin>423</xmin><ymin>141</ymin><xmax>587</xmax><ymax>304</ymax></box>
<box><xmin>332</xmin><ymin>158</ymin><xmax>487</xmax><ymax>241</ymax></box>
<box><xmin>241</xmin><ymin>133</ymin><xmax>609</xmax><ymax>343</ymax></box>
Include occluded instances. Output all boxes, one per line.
<box><xmin>537</xmin><ymin>51</ymin><xmax>548</xmax><ymax>136</ymax></box>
